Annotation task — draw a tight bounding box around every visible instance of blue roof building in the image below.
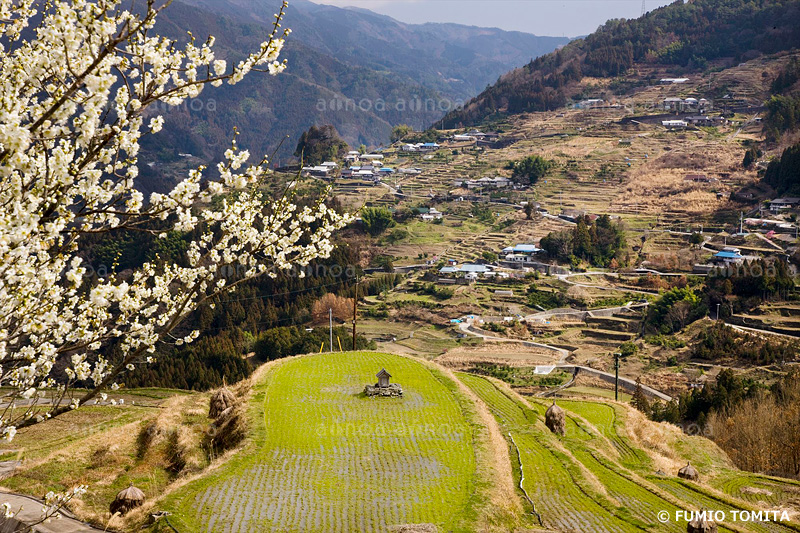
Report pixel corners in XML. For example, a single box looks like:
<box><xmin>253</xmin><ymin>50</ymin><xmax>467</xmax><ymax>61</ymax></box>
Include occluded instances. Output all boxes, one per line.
<box><xmin>502</xmin><ymin>244</ymin><xmax>542</xmax><ymax>254</ymax></box>
<box><xmin>460</xmin><ymin>264</ymin><xmax>489</xmax><ymax>273</ymax></box>
<box><xmin>712</xmin><ymin>250</ymin><xmax>745</xmax><ymax>264</ymax></box>
<box><xmin>439</xmin><ymin>264</ymin><xmax>491</xmax><ymax>275</ymax></box>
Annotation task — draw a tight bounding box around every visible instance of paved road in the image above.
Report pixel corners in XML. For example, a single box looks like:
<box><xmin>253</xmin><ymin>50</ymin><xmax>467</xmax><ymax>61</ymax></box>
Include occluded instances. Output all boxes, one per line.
<box><xmin>0</xmin><ymin>492</ymin><xmax>106</xmax><ymax>532</ymax></box>
<box><xmin>556</xmin><ymin>271</ymin><xmax>657</xmax><ymax>295</ymax></box>
<box><xmin>558</xmin><ymin>364</ymin><xmax>672</xmax><ymax>402</ymax></box>
<box><xmin>458</xmin><ymin>320</ymin><xmax>570</xmax><ymax>363</ymax></box>
<box><xmin>728</xmin><ymin>323</ymin><xmax>800</xmax><ymax>340</ymax></box>
<box><xmin>524</xmin><ymin>301</ymin><xmax>648</xmax><ymax>322</ymax></box>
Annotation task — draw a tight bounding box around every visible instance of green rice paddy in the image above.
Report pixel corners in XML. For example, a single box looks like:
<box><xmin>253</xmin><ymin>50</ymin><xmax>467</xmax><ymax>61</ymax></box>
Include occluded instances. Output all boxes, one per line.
<box><xmin>456</xmin><ymin>373</ymin><xmax>800</xmax><ymax>533</ymax></box>
<box><xmin>163</xmin><ymin>352</ymin><xmax>483</xmax><ymax>532</ymax></box>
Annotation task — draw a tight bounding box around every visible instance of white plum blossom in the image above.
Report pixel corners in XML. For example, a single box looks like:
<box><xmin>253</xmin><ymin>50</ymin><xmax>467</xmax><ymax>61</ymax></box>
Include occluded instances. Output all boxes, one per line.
<box><xmin>0</xmin><ymin>0</ymin><xmax>351</xmax><ymax>439</ymax></box>
<box><xmin>149</xmin><ymin>116</ymin><xmax>165</xmax><ymax>133</ymax></box>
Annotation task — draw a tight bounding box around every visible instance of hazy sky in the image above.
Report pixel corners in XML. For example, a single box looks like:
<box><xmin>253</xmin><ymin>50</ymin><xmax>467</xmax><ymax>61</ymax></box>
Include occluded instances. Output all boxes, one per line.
<box><xmin>309</xmin><ymin>0</ymin><xmax>676</xmax><ymax>37</ymax></box>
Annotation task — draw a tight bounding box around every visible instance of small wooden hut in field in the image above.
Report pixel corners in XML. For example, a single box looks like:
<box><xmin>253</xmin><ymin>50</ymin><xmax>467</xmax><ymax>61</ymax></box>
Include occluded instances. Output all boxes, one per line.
<box><xmin>678</xmin><ymin>461</ymin><xmax>699</xmax><ymax>481</ymax></box>
<box><xmin>209</xmin><ymin>385</ymin><xmax>236</xmax><ymax>418</ymax></box>
<box><xmin>376</xmin><ymin>369</ymin><xmax>391</xmax><ymax>388</ymax></box>
<box><xmin>687</xmin><ymin>513</ymin><xmax>718</xmax><ymax>533</ymax></box>
<box><xmin>110</xmin><ymin>484</ymin><xmax>145</xmax><ymax>516</ymax></box>
<box><xmin>365</xmin><ymin>369</ymin><xmax>403</xmax><ymax>397</ymax></box>
<box><xmin>545</xmin><ymin>401</ymin><xmax>566</xmax><ymax>436</ymax></box>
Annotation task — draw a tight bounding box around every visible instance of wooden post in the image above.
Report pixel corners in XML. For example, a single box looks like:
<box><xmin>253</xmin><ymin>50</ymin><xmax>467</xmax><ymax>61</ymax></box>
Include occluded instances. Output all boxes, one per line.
<box><xmin>352</xmin><ymin>277</ymin><xmax>359</xmax><ymax>351</ymax></box>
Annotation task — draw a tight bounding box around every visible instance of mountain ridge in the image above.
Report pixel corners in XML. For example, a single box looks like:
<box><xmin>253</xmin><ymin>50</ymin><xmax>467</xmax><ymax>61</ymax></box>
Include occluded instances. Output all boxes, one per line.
<box><xmin>439</xmin><ymin>0</ymin><xmax>800</xmax><ymax>129</ymax></box>
<box><xmin>138</xmin><ymin>0</ymin><xmax>568</xmax><ymax>190</ymax></box>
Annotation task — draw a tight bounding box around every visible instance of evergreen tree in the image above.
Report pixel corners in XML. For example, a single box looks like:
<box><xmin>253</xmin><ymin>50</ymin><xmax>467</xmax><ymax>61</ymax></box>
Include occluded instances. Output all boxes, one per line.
<box><xmin>631</xmin><ymin>377</ymin><xmax>650</xmax><ymax>416</ymax></box>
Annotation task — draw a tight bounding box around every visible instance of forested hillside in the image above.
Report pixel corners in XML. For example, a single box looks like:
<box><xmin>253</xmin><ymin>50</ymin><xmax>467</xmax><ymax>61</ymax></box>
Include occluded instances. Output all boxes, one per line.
<box><xmin>179</xmin><ymin>0</ymin><xmax>570</xmax><ymax>100</ymax></box>
<box><xmin>137</xmin><ymin>0</ymin><xmax>567</xmax><ymax>193</ymax></box>
<box><xmin>441</xmin><ymin>0</ymin><xmax>800</xmax><ymax>128</ymax></box>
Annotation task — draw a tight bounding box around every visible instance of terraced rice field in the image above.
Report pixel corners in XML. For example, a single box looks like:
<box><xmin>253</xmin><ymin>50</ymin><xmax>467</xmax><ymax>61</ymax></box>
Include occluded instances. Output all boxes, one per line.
<box><xmin>712</xmin><ymin>472</ymin><xmax>800</xmax><ymax>508</ymax></box>
<box><xmin>164</xmin><ymin>352</ymin><xmax>483</xmax><ymax>532</ymax></box>
<box><xmin>650</xmin><ymin>478</ymin><xmax>799</xmax><ymax>533</ymax></box>
<box><xmin>556</xmin><ymin>399</ymin><xmax>650</xmax><ymax>468</ymax></box>
<box><xmin>457</xmin><ymin>373</ymin><xmax>638</xmax><ymax>532</ymax></box>
<box><xmin>457</xmin><ymin>373</ymin><xmax>800</xmax><ymax>533</ymax></box>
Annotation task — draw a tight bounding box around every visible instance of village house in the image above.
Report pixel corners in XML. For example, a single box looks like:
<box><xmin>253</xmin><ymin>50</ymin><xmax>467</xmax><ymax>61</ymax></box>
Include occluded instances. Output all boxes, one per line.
<box><xmin>418</xmin><ymin>207</ymin><xmax>443</xmax><ymax>221</ymax></box>
<box><xmin>686</xmin><ymin>115</ymin><xmax>711</xmax><ymax>126</ymax></box>
<box><xmin>711</xmin><ymin>250</ymin><xmax>744</xmax><ymax>265</ymax></box>
<box><xmin>769</xmin><ymin>197</ymin><xmax>800</xmax><ymax>213</ymax></box>
<box><xmin>711</xmin><ymin>248</ymin><xmax>745</xmax><ymax>265</ymax></box>
<box><xmin>686</xmin><ymin>115</ymin><xmax>724</xmax><ymax>126</ymax></box>
<box><xmin>453</xmin><ymin>176</ymin><xmax>512</xmax><ymax>190</ymax></box>
<box><xmin>301</xmin><ymin>166</ymin><xmax>332</xmax><ymax>178</ymax></box>
<box><xmin>418</xmin><ymin>142</ymin><xmax>440</xmax><ymax>152</ymax></box>
<box><xmin>575</xmin><ymin>98</ymin><xmax>605</xmax><ymax>109</ymax></box>
<box><xmin>438</xmin><ymin>263</ymin><xmax>492</xmax><ymax>282</ymax></box>
<box><xmin>662</xmin><ymin>97</ymin><xmax>685</xmax><ymax>111</ymax></box>
<box><xmin>559</xmin><ymin>208</ymin><xmax>586</xmax><ymax>223</ymax></box>
<box><xmin>501</xmin><ymin>244</ymin><xmax>543</xmax><ymax>265</ymax></box>
<box><xmin>662</xmin><ymin>119</ymin><xmax>688</xmax><ymax>130</ymax></box>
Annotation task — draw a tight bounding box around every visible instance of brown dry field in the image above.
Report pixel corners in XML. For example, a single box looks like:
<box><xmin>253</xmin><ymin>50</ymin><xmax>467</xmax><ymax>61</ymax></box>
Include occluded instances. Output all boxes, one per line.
<box><xmin>435</xmin><ymin>342</ymin><xmax>562</xmax><ymax>369</ymax></box>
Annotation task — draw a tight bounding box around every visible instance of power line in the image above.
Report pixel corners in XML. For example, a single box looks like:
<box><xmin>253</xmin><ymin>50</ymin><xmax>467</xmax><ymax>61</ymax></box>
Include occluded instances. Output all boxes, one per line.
<box><xmin>214</xmin><ymin>275</ymin><xmax>358</xmax><ymax>305</ymax></box>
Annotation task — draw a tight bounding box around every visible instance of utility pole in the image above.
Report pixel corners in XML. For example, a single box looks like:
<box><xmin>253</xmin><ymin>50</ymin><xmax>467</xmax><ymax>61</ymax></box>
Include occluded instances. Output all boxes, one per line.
<box><xmin>740</xmin><ymin>212</ymin><xmax>744</xmax><ymax>235</ymax></box>
<box><xmin>716</xmin><ymin>303</ymin><xmax>721</xmax><ymax>321</ymax></box>
<box><xmin>352</xmin><ymin>277</ymin><xmax>359</xmax><ymax>351</ymax></box>
<box><xmin>329</xmin><ymin>308</ymin><xmax>333</xmax><ymax>353</ymax></box>
<box><xmin>613</xmin><ymin>352</ymin><xmax>621</xmax><ymax>401</ymax></box>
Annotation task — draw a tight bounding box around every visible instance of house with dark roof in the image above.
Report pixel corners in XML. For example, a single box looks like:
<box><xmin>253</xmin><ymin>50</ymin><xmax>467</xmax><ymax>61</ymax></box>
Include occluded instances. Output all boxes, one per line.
<box><xmin>559</xmin><ymin>209</ymin><xmax>586</xmax><ymax>223</ymax></box>
<box><xmin>769</xmin><ymin>197</ymin><xmax>800</xmax><ymax>213</ymax></box>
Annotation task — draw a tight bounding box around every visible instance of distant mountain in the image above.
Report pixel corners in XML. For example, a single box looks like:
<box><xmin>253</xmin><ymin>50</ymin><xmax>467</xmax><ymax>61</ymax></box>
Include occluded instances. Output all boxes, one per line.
<box><xmin>179</xmin><ymin>0</ymin><xmax>570</xmax><ymax>100</ymax></box>
<box><xmin>439</xmin><ymin>0</ymin><xmax>800</xmax><ymax>128</ymax></box>
<box><xmin>139</xmin><ymin>0</ymin><xmax>567</xmax><ymax>191</ymax></box>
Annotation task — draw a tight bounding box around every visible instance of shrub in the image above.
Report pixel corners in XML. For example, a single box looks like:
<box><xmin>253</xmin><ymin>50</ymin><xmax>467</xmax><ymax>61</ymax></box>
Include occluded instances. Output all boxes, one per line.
<box><xmin>618</xmin><ymin>341</ymin><xmax>638</xmax><ymax>357</ymax></box>
<box><xmin>645</xmin><ymin>335</ymin><xmax>686</xmax><ymax>349</ymax></box>
<box><xmin>361</xmin><ymin>207</ymin><xmax>395</xmax><ymax>236</ymax></box>
<box><xmin>509</xmin><ymin>155</ymin><xmax>553</xmax><ymax>185</ymax></box>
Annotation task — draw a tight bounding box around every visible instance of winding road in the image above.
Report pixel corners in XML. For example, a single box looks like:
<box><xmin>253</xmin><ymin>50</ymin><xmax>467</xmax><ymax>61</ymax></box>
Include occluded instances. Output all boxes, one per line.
<box><xmin>457</xmin><ymin>313</ymin><xmax>672</xmax><ymax>402</ymax></box>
